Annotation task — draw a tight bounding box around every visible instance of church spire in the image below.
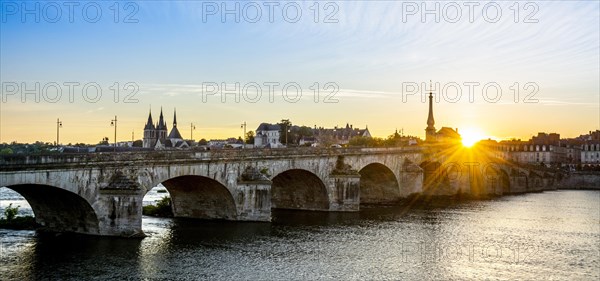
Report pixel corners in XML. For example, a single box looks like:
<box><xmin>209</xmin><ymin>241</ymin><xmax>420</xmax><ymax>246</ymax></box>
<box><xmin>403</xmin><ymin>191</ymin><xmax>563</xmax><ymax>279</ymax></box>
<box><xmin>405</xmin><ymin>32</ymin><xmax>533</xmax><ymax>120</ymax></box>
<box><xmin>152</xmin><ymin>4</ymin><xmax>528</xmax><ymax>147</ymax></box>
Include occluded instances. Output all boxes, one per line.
<box><xmin>427</xmin><ymin>80</ymin><xmax>435</xmax><ymax>127</ymax></box>
<box><xmin>427</xmin><ymin>93</ymin><xmax>435</xmax><ymax>127</ymax></box>
<box><xmin>425</xmin><ymin>80</ymin><xmax>437</xmax><ymax>142</ymax></box>
<box><xmin>144</xmin><ymin>108</ymin><xmax>154</xmax><ymax>130</ymax></box>
<box><xmin>173</xmin><ymin>108</ymin><xmax>177</xmax><ymax>127</ymax></box>
<box><xmin>158</xmin><ymin>107</ymin><xmax>166</xmax><ymax>129</ymax></box>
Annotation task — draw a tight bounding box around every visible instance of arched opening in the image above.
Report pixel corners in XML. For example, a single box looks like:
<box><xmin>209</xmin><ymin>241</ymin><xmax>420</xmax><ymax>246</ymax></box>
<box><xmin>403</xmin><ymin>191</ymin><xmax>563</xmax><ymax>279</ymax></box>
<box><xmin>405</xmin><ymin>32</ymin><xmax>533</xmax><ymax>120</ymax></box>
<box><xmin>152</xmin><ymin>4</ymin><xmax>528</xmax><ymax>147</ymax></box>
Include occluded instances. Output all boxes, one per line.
<box><xmin>2</xmin><ymin>184</ymin><xmax>99</xmax><ymax>234</ymax></box>
<box><xmin>158</xmin><ymin>176</ymin><xmax>237</xmax><ymax>220</ymax></box>
<box><xmin>0</xmin><ymin>187</ymin><xmax>33</xmax><ymax>217</ymax></box>
<box><xmin>358</xmin><ymin>163</ymin><xmax>400</xmax><ymax>204</ymax></box>
<box><xmin>142</xmin><ymin>184</ymin><xmax>172</xmax><ymax>217</ymax></box>
<box><xmin>271</xmin><ymin>169</ymin><xmax>329</xmax><ymax>211</ymax></box>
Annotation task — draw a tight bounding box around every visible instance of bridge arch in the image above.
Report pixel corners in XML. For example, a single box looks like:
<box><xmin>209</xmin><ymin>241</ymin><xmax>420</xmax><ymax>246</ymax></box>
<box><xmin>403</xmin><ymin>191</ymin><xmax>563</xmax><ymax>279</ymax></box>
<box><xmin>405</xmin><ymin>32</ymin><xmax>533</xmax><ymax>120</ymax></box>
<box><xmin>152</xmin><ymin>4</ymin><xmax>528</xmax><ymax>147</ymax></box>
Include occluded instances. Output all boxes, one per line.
<box><xmin>155</xmin><ymin>175</ymin><xmax>237</xmax><ymax>220</ymax></box>
<box><xmin>3</xmin><ymin>184</ymin><xmax>100</xmax><ymax>234</ymax></box>
<box><xmin>271</xmin><ymin>169</ymin><xmax>329</xmax><ymax>211</ymax></box>
<box><xmin>358</xmin><ymin>163</ymin><xmax>401</xmax><ymax>204</ymax></box>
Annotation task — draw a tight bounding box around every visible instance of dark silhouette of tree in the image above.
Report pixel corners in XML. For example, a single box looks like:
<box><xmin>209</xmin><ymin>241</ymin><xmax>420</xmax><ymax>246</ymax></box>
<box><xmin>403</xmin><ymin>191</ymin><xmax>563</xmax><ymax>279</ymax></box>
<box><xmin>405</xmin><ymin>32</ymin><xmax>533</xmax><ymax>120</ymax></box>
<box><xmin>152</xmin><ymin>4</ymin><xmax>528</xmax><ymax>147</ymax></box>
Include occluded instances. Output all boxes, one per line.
<box><xmin>246</xmin><ymin>131</ymin><xmax>255</xmax><ymax>144</ymax></box>
<box><xmin>98</xmin><ymin>137</ymin><xmax>110</xmax><ymax>145</ymax></box>
<box><xmin>132</xmin><ymin>140</ymin><xmax>143</xmax><ymax>147</ymax></box>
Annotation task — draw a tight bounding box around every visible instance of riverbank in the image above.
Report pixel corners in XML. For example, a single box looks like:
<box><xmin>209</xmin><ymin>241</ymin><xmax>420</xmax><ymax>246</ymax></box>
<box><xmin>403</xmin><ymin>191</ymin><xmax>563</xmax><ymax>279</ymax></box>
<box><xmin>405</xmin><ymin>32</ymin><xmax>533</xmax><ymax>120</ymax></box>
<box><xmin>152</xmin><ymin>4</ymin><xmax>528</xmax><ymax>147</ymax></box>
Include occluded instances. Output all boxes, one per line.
<box><xmin>0</xmin><ymin>216</ymin><xmax>38</xmax><ymax>230</ymax></box>
<box><xmin>556</xmin><ymin>172</ymin><xmax>600</xmax><ymax>190</ymax></box>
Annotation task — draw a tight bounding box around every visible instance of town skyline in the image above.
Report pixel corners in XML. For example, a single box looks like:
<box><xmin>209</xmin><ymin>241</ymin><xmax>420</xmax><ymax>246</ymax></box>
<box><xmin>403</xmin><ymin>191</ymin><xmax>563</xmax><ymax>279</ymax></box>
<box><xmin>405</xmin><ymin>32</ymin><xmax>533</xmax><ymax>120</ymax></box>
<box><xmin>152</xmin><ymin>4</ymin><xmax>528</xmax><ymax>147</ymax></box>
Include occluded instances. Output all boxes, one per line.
<box><xmin>0</xmin><ymin>101</ymin><xmax>597</xmax><ymax>145</ymax></box>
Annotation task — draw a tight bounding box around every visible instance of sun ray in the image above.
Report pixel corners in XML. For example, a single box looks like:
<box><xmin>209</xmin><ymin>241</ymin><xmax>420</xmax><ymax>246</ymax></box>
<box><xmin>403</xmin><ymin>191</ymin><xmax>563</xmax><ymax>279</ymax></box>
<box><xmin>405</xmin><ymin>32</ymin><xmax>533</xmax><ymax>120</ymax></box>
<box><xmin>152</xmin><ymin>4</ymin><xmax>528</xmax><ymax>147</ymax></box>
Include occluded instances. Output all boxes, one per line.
<box><xmin>460</xmin><ymin>127</ymin><xmax>486</xmax><ymax>147</ymax></box>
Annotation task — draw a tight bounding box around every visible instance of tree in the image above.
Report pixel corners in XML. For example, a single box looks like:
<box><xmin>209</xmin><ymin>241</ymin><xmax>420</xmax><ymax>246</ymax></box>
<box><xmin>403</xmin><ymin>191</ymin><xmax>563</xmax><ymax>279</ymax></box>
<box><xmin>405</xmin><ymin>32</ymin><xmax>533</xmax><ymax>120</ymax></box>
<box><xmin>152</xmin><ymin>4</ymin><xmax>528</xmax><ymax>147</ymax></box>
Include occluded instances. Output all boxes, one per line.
<box><xmin>98</xmin><ymin>137</ymin><xmax>109</xmax><ymax>146</ymax></box>
<box><xmin>348</xmin><ymin>136</ymin><xmax>385</xmax><ymax>147</ymax></box>
<box><xmin>383</xmin><ymin>131</ymin><xmax>402</xmax><ymax>147</ymax></box>
<box><xmin>132</xmin><ymin>140</ymin><xmax>143</xmax><ymax>147</ymax></box>
<box><xmin>198</xmin><ymin>138</ymin><xmax>208</xmax><ymax>145</ymax></box>
<box><xmin>0</xmin><ymin>148</ymin><xmax>13</xmax><ymax>155</ymax></box>
<box><xmin>3</xmin><ymin>203</ymin><xmax>19</xmax><ymax>221</ymax></box>
<box><xmin>297</xmin><ymin>126</ymin><xmax>314</xmax><ymax>137</ymax></box>
<box><xmin>278</xmin><ymin>119</ymin><xmax>292</xmax><ymax>145</ymax></box>
<box><xmin>246</xmin><ymin>131</ymin><xmax>255</xmax><ymax>144</ymax></box>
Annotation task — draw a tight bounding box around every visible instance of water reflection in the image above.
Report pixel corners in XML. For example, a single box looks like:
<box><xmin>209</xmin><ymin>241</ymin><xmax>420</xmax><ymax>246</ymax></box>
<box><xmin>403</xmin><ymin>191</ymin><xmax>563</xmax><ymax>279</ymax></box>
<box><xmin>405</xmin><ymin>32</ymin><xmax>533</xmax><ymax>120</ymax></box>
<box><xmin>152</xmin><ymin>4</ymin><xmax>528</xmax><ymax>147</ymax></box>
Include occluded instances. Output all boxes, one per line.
<box><xmin>0</xmin><ymin>191</ymin><xmax>598</xmax><ymax>280</ymax></box>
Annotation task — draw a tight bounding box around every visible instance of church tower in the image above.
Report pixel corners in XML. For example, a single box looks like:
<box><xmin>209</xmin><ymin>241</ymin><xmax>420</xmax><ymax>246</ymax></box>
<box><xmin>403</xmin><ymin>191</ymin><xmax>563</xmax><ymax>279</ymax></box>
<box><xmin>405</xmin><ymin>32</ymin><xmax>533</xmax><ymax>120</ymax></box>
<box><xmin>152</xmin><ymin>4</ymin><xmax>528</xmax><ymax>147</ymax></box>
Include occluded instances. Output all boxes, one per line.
<box><xmin>167</xmin><ymin>108</ymin><xmax>183</xmax><ymax>142</ymax></box>
<box><xmin>425</xmin><ymin>83</ymin><xmax>437</xmax><ymax>142</ymax></box>
<box><xmin>156</xmin><ymin>107</ymin><xmax>168</xmax><ymax>140</ymax></box>
<box><xmin>142</xmin><ymin>109</ymin><xmax>155</xmax><ymax>148</ymax></box>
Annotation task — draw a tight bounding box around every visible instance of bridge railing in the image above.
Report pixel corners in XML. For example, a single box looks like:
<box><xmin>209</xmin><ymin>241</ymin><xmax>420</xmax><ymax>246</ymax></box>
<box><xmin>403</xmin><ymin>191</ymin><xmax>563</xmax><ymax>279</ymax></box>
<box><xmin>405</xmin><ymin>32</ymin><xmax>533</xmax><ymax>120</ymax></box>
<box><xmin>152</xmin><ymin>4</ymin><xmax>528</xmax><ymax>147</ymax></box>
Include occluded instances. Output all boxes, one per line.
<box><xmin>0</xmin><ymin>146</ymin><xmax>422</xmax><ymax>168</ymax></box>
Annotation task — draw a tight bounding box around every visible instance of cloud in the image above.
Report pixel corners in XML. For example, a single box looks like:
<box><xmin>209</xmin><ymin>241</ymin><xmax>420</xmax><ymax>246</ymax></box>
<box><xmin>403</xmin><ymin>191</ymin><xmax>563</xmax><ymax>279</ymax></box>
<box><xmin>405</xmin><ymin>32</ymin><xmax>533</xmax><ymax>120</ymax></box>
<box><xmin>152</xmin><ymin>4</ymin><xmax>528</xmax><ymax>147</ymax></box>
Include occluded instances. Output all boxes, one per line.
<box><xmin>86</xmin><ymin>107</ymin><xmax>104</xmax><ymax>113</ymax></box>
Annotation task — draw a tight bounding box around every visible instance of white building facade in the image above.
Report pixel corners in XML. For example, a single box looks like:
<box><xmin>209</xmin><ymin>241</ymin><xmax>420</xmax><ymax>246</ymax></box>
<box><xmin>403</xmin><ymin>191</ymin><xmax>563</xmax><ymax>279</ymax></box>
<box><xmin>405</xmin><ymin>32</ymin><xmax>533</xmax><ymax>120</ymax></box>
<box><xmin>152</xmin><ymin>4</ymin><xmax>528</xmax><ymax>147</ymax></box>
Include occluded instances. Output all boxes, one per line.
<box><xmin>254</xmin><ymin>123</ymin><xmax>282</xmax><ymax>148</ymax></box>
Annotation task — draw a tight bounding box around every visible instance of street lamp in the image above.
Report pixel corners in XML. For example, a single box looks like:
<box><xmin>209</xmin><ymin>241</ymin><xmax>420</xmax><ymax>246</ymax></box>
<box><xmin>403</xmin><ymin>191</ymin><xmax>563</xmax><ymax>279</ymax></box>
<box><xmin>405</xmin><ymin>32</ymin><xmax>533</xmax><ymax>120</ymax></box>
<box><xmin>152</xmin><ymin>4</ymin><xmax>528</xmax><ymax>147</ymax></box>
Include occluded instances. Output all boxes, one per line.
<box><xmin>240</xmin><ymin>122</ymin><xmax>247</xmax><ymax>149</ymax></box>
<box><xmin>110</xmin><ymin>116</ymin><xmax>117</xmax><ymax>152</ymax></box>
<box><xmin>191</xmin><ymin>123</ymin><xmax>196</xmax><ymax>141</ymax></box>
<box><xmin>281</xmin><ymin>119</ymin><xmax>290</xmax><ymax>146</ymax></box>
<box><xmin>56</xmin><ymin>118</ymin><xmax>62</xmax><ymax>147</ymax></box>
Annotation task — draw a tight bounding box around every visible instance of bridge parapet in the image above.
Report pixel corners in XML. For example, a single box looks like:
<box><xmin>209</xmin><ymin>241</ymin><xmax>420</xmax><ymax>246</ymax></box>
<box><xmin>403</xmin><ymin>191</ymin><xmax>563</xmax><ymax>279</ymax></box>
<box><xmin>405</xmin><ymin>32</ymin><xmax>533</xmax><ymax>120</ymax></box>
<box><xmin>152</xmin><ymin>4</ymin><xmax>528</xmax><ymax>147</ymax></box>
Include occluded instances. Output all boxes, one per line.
<box><xmin>0</xmin><ymin>147</ymin><xmax>423</xmax><ymax>169</ymax></box>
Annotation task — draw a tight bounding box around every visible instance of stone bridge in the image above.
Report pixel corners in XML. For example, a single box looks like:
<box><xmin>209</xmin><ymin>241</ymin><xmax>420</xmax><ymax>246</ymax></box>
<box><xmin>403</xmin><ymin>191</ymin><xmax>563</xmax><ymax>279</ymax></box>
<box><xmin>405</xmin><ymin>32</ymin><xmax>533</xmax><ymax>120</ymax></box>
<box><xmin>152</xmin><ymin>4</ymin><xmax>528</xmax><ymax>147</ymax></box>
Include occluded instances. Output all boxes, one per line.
<box><xmin>0</xmin><ymin>147</ymin><xmax>561</xmax><ymax>237</ymax></box>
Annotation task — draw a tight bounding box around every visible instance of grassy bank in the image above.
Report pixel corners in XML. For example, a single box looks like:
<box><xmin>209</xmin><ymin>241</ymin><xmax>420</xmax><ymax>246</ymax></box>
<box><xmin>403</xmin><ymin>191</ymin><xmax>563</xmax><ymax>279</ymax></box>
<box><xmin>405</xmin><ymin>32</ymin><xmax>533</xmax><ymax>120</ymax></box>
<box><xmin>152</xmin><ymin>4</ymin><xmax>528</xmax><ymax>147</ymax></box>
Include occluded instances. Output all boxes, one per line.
<box><xmin>143</xmin><ymin>196</ymin><xmax>173</xmax><ymax>217</ymax></box>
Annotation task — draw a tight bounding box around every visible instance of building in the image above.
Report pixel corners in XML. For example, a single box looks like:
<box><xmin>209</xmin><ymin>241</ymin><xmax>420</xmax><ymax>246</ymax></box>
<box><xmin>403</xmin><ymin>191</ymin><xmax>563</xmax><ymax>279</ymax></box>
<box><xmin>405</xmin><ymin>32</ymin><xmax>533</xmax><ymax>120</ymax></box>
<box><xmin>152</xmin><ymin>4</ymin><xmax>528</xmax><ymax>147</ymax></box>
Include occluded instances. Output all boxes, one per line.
<box><xmin>313</xmin><ymin>123</ymin><xmax>371</xmax><ymax>145</ymax></box>
<box><xmin>561</xmin><ymin>139</ymin><xmax>582</xmax><ymax>164</ymax></box>
<box><xmin>299</xmin><ymin>136</ymin><xmax>317</xmax><ymax>146</ymax></box>
<box><xmin>581</xmin><ymin>141</ymin><xmax>600</xmax><ymax>164</ymax></box>
<box><xmin>577</xmin><ymin>130</ymin><xmax>600</xmax><ymax>141</ymax></box>
<box><xmin>424</xmin><ymin>87</ymin><xmax>461</xmax><ymax>144</ymax></box>
<box><xmin>498</xmin><ymin>133</ymin><xmax>569</xmax><ymax>165</ymax></box>
<box><xmin>142</xmin><ymin>108</ymin><xmax>190</xmax><ymax>150</ymax></box>
<box><xmin>254</xmin><ymin>123</ymin><xmax>282</xmax><ymax>148</ymax></box>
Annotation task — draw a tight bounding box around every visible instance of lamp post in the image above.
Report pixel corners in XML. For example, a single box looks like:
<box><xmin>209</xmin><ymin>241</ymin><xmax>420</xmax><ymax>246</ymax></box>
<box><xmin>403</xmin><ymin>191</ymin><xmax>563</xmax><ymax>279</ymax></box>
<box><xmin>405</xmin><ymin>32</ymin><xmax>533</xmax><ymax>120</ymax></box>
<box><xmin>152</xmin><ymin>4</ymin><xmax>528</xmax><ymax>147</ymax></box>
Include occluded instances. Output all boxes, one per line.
<box><xmin>281</xmin><ymin>119</ymin><xmax>290</xmax><ymax>146</ymax></box>
<box><xmin>191</xmin><ymin>123</ymin><xmax>196</xmax><ymax>141</ymax></box>
<box><xmin>56</xmin><ymin>118</ymin><xmax>62</xmax><ymax>147</ymax></box>
<box><xmin>110</xmin><ymin>116</ymin><xmax>117</xmax><ymax>152</ymax></box>
<box><xmin>240</xmin><ymin>122</ymin><xmax>246</xmax><ymax>149</ymax></box>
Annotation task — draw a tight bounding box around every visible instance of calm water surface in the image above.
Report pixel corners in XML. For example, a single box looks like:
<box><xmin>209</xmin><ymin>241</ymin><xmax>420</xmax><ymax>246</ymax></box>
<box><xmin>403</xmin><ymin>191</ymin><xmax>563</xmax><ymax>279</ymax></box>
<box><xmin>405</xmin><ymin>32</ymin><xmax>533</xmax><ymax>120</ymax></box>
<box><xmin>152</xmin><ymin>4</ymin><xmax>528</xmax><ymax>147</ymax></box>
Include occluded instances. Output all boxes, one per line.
<box><xmin>1</xmin><ymin>189</ymin><xmax>598</xmax><ymax>280</ymax></box>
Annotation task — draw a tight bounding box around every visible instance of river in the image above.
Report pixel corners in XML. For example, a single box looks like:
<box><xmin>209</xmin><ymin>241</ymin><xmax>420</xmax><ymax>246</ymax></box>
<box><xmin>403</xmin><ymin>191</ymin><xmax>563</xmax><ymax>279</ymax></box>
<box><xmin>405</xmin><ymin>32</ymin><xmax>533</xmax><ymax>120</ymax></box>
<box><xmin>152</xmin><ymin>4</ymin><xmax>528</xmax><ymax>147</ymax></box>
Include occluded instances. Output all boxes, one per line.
<box><xmin>0</xmin><ymin>188</ymin><xmax>598</xmax><ymax>280</ymax></box>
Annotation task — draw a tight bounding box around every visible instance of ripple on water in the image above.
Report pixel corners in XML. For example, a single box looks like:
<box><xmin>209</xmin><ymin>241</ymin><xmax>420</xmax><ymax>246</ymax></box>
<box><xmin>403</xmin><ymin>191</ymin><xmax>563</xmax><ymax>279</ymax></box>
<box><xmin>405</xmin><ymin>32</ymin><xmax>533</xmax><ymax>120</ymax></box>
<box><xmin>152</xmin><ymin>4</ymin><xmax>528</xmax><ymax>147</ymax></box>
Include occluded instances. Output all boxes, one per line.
<box><xmin>0</xmin><ymin>190</ymin><xmax>598</xmax><ymax>280</ymax></box>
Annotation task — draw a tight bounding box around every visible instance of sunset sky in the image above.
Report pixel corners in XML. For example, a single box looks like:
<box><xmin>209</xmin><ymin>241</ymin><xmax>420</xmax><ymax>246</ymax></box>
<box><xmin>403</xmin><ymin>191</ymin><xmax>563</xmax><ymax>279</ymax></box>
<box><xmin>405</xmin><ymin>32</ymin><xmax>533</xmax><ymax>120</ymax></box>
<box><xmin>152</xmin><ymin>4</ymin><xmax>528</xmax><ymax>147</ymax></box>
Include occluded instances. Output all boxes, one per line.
<box><xmin>1</xmin><ymin>1</ymin><xmax>598</xmax><ymax>144</ymax></box>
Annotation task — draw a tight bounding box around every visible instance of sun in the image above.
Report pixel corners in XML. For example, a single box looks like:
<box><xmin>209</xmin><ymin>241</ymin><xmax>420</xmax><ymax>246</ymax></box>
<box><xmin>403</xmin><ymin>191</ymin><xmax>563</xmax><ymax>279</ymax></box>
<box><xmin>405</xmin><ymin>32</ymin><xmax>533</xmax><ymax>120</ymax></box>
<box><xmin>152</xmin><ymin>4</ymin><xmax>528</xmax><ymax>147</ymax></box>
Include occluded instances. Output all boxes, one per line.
<box><xmin>460</xmin><ymin>127</ymin><xmax>486</xmax><ymax>147</ymax></box>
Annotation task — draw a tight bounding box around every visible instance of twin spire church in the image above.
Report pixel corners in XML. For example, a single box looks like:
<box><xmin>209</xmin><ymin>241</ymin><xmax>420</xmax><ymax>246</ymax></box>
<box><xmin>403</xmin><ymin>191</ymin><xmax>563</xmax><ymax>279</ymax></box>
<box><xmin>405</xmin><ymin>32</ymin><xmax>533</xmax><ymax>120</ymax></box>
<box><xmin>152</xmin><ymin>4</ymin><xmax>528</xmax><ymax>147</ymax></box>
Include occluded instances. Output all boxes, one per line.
<box><xmin>142</xmin><ymin>108</ymin><xmax>189</xmax><ymax>149</ymax></box>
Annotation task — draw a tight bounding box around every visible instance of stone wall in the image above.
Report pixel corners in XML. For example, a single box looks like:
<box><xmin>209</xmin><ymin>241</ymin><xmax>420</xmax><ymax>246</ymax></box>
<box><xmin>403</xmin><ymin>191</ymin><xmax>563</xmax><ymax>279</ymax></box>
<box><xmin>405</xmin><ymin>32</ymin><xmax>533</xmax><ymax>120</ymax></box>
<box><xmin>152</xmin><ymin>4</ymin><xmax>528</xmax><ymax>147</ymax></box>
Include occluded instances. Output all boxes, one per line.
<box><xmin>556</xmin><ymin>172</ymin><xmax>600</xmax><ymax>190</ymax></box>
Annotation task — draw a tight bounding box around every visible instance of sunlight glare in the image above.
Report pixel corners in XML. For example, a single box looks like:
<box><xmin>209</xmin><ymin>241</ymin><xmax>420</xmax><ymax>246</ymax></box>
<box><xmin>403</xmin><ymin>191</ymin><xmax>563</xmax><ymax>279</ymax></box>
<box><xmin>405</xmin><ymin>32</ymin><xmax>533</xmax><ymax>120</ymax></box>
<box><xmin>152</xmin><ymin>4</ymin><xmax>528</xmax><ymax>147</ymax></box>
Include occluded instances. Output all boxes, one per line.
<box><xmin>461</xmin><ymin>127</ymin><xmax>486</xmax><ymax>147</ymax></box>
